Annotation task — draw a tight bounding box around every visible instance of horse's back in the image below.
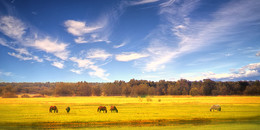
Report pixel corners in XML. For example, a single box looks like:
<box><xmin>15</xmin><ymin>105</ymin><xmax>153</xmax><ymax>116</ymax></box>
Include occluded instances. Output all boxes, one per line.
<box><xmin>98</xmin><ymin>106</ymin><xmax>106</xmax><ymax>110</ymax></box>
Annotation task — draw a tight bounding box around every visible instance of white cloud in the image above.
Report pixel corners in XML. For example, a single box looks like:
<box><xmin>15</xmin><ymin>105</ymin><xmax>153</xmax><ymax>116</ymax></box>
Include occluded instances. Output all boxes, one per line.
<box><xmin>74</xmin><ymin>35</ymin><xmax>110</xmax><ymax>44</ymax></box>
<box><xmin>54</xmin><ymin>51</ymin><xmax>69</xmax><ymax>61</ymax></box>
<box><xmin>0</xmin><ymin>71</ymin><xmax>13</xmax><ymax>77</ymax></box>
<box><xmin>143</xmin><ymin>0</ymin><xmax>260</xmax><ymax>72</ymax></box>
<box><xmin>33</xmin><ymin>38</ymin><xmax>67</xmax><ymax>53</ymax></box>
<box><xmin>256</xmin><ymin>51</ymin><xmax>260</xmax><ymax>56</ymax></box>
<box><xmin>70</xmin><ymin>57</ymin><xmax>94</xmax><ymax>69</ymax></box>
<box><xmin>145</xmin><ymin>44</ymin><xmax>179</xmax><ymax>71</ymax></box>
<box><xmin>51</xmin><ymin>61</ymin><xmax>64</xmax><ymax>69</ymax></box>
<box><xmin>160</xmin><ymin>0</ymin><xmax>175</xmax><ymax>7</ymax></box>
<box><xmin>130</xmin><ymin>0</ymin><xmax>159</xmax><ymax>5</ymax></box>
<box><xmin>88</xmin><ymin>65</ymin><xmax>110</xmax><ymax>81</ymax></box>
<box><xmin>0</xmin><ymin>16</ymin><xmax>69</xmax><ymax>62</ymax></box>
<box><xmin>74</xmin><ymin>37</ymin><xmax>88</xmax><ymax>43</ymax></box>
<box><xmin>0</xmin><ymin>38</ymin><xmax>9</xmax><ymax>47</ymax></box>
<box><xmin>183</xmin><ymin>62</ymin><xmax>260</xmax><ymax>81</ymax></box>
<box><xmin>32</xmin><ymin>38</ymin><xmax>69</xmax><ymax>60</ymax></box>
<box><xmin>1</xmin><ymin>37</ymin><xmax>44</xmax><ymax>62</ymax></box>
<box><xmin>14</xmin><ymin>48</ymin><xmax>31</xmax><ymax>55</ymax></box>
<box><xmin>70</xmin><ymin>56</ymin><xmax>110</xmax><ymax>81</ymax></box>
<box><xmin>70</xmin><ymin>69</ymin><xmax>83</xmax><ymax>74</ymax></box>
<box><xmin>8</xmin><ymin>52</ymin><xmax>43</xmax><ymax>62</ymax></box>
<box><xmin>64</xmin><ymin>20</ymin><xmax>103</xmax><ymax>36</ymax></box>
<box><xmin>87</xmin><ymin>49</ymin><xmax>112</xmax><ymax>61</ymax></box>
<box><xmin>113</xmin><ymin>42</ymin><xmax>127</xmax><ymax>48</ymax></box>
<box><xmin>115</xmin><ymin>52</ymin><xmax>149</xmax><ymax>62</ymax></box>
<box><xmin>0</xmin><ymin>16</ymin><xmax>26</xmax><ymax>39</ymax></box>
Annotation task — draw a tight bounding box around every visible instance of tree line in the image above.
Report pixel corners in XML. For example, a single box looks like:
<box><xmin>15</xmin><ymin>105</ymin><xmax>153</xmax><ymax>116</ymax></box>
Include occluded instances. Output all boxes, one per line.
<box><xmin>0</xmin><ymin>79</ymin><xmax>259</xmax><ymax>97</ymax></box>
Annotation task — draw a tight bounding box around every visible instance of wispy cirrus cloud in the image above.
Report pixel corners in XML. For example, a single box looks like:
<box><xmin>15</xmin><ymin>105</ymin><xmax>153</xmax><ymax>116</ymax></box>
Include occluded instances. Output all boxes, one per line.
<box><xmin>130</xmin><ymin>0</ymin><xmax>159</xmax><ymax>6</ymax></box>
<box><xmin>1</xmin><ymin>38</ymin><xmax>43</xmax><ymax>62</ymax></box>
<box><xmin>32</xmin><ymin>38</ymin><xmax>69</xmax><ymax>60</ymax></box>
<box><xmin>0</xmin><ymin>16</ymin><xmax>70</xmax><ymax>62</ymax></box>
<box><xmin>51</xmin><ymin>61</ymin><xmax>64</xmax><ymax>69</ymax></box>
<box><xmin>70</xmin><ymin>56</ymin><xmax>110</xmax><ymax>81</ymax></box>
<box><xmin>115</xmin><ymin>52</ymin><xmax>149</xmax><ymax>62</ymax></box>
<box><xmin>113</xmin><ymin>41</ymin><xmax>127</xmax><ymax>48</ymax></box>
<box><xmin>142</xmin><ymin>0</ymin><xmax>260</xmax><ymax>72</ymax></box>
<box><xmin>88</xmin><ymin>65</ymin><xmax>110</xmax><ymax>81</ymax></box>
<box><xmin>8</xmin><ymin>52</ymin><xmax>43</xmax><ymax>62</ymax></box>
<box><xmin>0</xmin><ymin>16</ymin><xmax>26</xmax><ymax>40</ymax></box>
<box><xmin>86</xmin><ymin>49</ymin><xmax>112</xmax><ymax>61</ymax></box>
<box><xmin>64</xmin><ymin>0</ymin><xmax>128</xmax><ymax>45</ymax></box>
<box><xmin>70</xmin><ymin>69</ymin><xmax>83</xmax><ymax>74</ymax></box>
<box><xmin>64</xmin><ymin>20</ymin><xmax>103</xmax><ymax>36</ymax></box>
<box><xmin>70</xmin><ymin>57</ymin><xmax>94</xmax><ymax>69</ymax></box>
<box><xmin>64</xmin><ymin>19</ymin><xmax>109</xmax><ymax>44</ymax></box>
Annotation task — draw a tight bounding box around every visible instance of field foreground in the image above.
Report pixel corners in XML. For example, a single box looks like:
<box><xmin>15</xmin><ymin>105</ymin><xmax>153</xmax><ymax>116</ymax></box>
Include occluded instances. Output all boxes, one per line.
<box><xmin>0</xmin><ymin>96</ymin><xmax>259</xmax><ymax>129</ymax></box>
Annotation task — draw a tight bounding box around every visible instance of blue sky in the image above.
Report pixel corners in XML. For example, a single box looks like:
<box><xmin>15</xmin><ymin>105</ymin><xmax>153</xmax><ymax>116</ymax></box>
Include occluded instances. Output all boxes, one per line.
<box><xmin>0</xmin><ymin>0</ymin><xmax>259</xmax><ymax>82</ymax></box>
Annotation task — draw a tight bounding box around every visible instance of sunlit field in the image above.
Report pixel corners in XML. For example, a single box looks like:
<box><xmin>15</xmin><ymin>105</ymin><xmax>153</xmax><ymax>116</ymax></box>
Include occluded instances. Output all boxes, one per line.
<box><xmin>0</xmin><ymin>96</ymin><xmax>259</xmax><ymax>129</ymax></box>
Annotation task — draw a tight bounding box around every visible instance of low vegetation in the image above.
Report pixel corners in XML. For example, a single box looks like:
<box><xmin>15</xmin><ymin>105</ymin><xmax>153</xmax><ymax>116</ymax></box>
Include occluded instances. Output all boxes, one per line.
<box><xmin>0</xmin><ymin>96</ymin><xmax>259</xmax><ymax>129</ymax></box>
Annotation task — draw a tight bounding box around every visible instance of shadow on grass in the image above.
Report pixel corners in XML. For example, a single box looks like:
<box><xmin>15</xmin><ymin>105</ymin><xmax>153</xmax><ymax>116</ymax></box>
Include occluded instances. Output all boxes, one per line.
<box><xmin>0</xmin><ymin>116</ymin><xmax>259</xmax><ymax>129</ymax></box>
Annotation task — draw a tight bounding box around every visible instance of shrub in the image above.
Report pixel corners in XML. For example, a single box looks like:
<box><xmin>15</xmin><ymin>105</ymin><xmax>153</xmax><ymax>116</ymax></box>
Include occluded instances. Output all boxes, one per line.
<box><xmin>32</xmin><ymin>94</ymin><xmax>45</xmax><ymax>98</ymax></box>
<box><xmin>2</xmin><ymin>92</ymin><xmax>18</xmax><ymax>98</ymax></box>
<box><xmin>21</xmin><ymin>94</ymin><xmax>30</xmax><ymax>98</ymax></box>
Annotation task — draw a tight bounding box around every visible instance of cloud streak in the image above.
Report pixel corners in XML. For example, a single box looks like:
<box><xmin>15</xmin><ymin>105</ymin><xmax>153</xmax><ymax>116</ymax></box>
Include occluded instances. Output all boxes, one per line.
<box><xmin>113</xmin><ymin>41</ymin><xmax>127</xmax><ymax>48</ymax></box>
<box><xmin>32</xmin><ymin>38</ymin><xmax>69</xmax><ymax>60</ymax></box>
<box><xmin>142</xmin><ymin>0</ymin><xmax>260</xmax><ymax>72</ymax></box>
<box><xmin>0</xmin><ymin>16</ymin><xmax>26</xmax><ymax>40</ymax></box>
<box><xmin>130</xmin><ymin>0</ymin><xmax>159</xmax><ymax>5</ymax></box>
<box><xmin>183</xmin><ymin>62</ymin><xmax>260</xmax><ymax>81</ymax></box>
<box><xmin>8</xmin><ymin>52</ymin><xmax>43</xmax><ymax>62</ymax></box>
<box><xmin>70</xmin><ymin>56</ymin><xmax>110</xmax><ymax>81</ymax></box>
<box><xmin>51</xmin><ymin>61</ymin><xmax>64</xmax><ymax>69</ymax></box>
<box><xmin>0</xmin><ymin>16</ymin><xmax>70</xmax><ymax>62</ymax></box>
<box><xmin>86</xmin><ymin>49</ymin><xmax>112</xmax><ymax>61</ymax></box>
<box><xmin>115</xmin><ymin>52</ymin><xmax>149</xmax><ymax>62</ymax></box>
<box><xmin>64</xmin><ymin>20</ymin><xmax>103</xmax><ymax>36</ymax></box>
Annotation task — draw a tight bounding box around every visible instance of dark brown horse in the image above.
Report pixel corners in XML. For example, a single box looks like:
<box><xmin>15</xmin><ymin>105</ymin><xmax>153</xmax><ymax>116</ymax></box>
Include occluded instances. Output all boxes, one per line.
<box><xmin>66</xmin><ymin>106</ymin><xmax>70</xmax><ymax>113</ymax></box>
<box><xmin>110</xmin><ymin>106</ymin><xmax>118</xmax><ymax>113</ymax></box>
<box><xmin>97</xmin><ymin>106</ymin><xmax>107</xmax><ymax>113</ymax></box>
<box><xmin>49</xmin><ymin>106</ymin><xmax>58</xmax><ymax>113</ymax></box>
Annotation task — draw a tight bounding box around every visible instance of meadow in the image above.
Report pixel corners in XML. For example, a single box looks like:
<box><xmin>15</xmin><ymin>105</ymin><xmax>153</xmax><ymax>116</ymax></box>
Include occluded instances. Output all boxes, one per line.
<box><xmin>0</xmin><ymin>96</ymin><xmax>259</xmax><ymax>129</ymax></box>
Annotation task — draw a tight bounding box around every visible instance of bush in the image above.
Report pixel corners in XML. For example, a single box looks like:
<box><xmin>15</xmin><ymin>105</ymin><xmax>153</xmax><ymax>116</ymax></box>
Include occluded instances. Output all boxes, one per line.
<box><xmin>21</xmin><ymin>94</ymin><xmax>30</xmax><ymax>98</ymax></box>
<box><xmin>2</xmin><ymin>92</ymin><xmax>18</xmax><ymax>98</ymax></box>
<box><xmin>32</xmin><ymin>94</ymin><xmax>45</xmax><ymax>98</ymax></box>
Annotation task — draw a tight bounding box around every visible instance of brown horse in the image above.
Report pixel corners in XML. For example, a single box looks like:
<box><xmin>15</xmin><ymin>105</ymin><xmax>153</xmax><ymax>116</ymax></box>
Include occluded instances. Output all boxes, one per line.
<box><xmin>97</xmin><ymin>106</ymin><xmax>107</xmax><ymax>113</ymax></box>
<box><xmin>110</xmin><ymin>106</ymin><xmax>118</xmax><ymax>113</ymax></box>
<box><xmin>49</xmin><ymin>106</ymin><xmax>58</xmax><ymax>113</ymax></box>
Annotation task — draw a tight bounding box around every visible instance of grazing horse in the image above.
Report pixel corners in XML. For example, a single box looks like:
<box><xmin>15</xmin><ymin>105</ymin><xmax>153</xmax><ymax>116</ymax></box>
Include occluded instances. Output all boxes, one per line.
<box><xmin>49</xmin><ymin>106</ymin><xmax>58</xmax><ymax>113</ymax></box>
<box><xmin>110</xmin><ymin>106</ymin><xmax>118</xmax><ymax>113</ymax></box>
<box><xmin>97</xmin><ymin>106</ymin><xmax>107</xmax><ymax>113</ymax></box>
<box><xmin>66</xmin><ymin>107</ymin><xmax>70</xmax><ymax>113</ymax></box>
<box><xmin>210</xmin><ymin>104</ymin><xmax>221</xmax><ymax>111</ymax></box>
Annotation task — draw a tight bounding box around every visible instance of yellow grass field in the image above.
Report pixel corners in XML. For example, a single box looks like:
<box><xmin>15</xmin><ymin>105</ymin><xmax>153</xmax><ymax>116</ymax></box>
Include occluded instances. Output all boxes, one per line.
<box><xmin>0</xmin><ymin>96</ymin><xmax>259</xmax><ymax>129</ymax></box>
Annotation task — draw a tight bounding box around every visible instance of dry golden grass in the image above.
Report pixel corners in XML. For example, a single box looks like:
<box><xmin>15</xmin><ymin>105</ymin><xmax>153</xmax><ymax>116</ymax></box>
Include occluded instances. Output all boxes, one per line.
<box><xmin>0</xmin><ymin>96</ymin><xmax>259</xmax><ymax>129</ymax></box>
